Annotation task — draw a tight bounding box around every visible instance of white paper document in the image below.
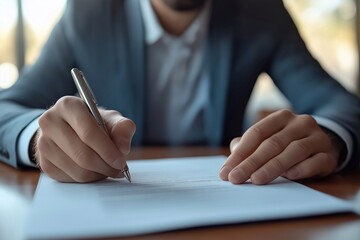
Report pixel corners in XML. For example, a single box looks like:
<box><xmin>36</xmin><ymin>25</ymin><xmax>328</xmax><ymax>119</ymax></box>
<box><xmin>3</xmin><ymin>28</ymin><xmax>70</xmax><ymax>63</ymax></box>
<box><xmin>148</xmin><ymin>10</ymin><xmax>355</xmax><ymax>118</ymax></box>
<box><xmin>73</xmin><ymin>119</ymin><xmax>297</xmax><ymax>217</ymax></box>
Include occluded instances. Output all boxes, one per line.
<box><xmin>26</xmin><ymin>156</ymin><xmax>353</xmax><ymax>239</ymax></box>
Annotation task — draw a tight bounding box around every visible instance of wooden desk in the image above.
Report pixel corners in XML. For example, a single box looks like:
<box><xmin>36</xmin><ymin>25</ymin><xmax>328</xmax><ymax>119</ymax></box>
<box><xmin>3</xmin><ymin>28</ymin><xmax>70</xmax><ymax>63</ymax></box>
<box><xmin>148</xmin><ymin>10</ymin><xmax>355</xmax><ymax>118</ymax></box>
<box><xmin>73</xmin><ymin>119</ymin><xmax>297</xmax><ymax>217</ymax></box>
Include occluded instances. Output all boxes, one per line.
<box><xmin>1</xmin><ymin>147</ymin><xmax>359</xmax><ymax>240</ymax></box>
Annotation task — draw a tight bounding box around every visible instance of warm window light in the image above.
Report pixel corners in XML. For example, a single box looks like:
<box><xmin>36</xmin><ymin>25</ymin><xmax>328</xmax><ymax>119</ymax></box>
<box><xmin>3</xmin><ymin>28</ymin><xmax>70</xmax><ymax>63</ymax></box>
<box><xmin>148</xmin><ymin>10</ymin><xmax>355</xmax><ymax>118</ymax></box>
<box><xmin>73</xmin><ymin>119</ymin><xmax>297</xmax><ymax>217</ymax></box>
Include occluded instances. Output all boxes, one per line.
<box><xmin>0</xmin><ymin>63</ymin><xmax>19</xmax><ymax>89</ymax></box>
<box><xmin>22</xmin><ymin>0</ymin><xmax>66</xmax><ymax>64</ymax></box>
<box><xmin>0</xmin><ymin>0</ymin><xmax>66</xmax><ymax>90</ymax></box>
<box><xmin>0</xmin><ymin>1</ymin><xmax>17</xmax><ymax>79</ymax></box>
<box><xmin>22</xmin><ymin>0</ymin><xmax>66</xmax><ymax>33</ymax></box>
<box><xmin>0</xmin><ymin>1</ymin><xmax>17</xmax><ymax>31</ymax></box>
<box><xmin>285</xmin><ymin>0</ymin><xmax>358</xmax><ymax>93</ymax></box>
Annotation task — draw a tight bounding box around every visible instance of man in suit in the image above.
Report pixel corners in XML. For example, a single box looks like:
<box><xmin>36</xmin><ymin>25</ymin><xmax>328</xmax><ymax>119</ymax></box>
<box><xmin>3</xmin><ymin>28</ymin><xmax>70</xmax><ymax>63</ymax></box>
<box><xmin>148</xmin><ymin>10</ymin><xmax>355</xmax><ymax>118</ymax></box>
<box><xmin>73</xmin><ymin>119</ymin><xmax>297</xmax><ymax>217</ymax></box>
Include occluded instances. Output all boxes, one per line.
<box><xmin>0</xmin><ymin>0</ymin><xmax>359</xmax><ymax>184</ymax></box>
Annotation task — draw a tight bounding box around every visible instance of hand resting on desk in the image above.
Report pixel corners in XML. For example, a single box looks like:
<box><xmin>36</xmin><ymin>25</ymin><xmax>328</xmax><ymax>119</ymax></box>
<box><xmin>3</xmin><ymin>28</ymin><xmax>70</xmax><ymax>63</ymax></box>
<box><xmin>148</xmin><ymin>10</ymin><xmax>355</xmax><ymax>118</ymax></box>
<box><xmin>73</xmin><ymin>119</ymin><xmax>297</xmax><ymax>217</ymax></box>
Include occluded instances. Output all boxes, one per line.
<box><xmin>220</xmin><ymin>109</ymin><xmax>342</xmax><ymax>185</ymax></box>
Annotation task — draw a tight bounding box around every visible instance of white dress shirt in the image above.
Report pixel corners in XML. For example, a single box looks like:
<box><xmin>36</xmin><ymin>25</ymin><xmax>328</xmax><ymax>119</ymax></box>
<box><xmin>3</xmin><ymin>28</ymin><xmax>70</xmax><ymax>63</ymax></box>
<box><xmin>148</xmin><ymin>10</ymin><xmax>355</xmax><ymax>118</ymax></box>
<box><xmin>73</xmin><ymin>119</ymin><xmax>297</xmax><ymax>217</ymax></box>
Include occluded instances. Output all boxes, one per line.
<box><xmin>139</xmin><ymin>0</ymin><xmax>210</xmax><ymax>145</ymax></box>
<box><xmin>18</xmin><ymin>0</ymin><xmax>353</xmax><ymax>172</ymax></box>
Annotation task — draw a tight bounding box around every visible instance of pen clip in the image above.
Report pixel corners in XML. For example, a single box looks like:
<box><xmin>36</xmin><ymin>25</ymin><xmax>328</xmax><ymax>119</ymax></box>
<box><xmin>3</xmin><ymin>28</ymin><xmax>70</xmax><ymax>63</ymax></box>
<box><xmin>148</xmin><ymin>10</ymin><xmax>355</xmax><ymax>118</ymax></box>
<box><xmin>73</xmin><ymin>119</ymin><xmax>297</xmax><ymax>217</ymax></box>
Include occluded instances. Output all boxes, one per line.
<box><xmin>78</xmin><ymin>71</ymin><xmax>97</xmax><ymax>104</ymax></box>
<box><xmin>71</xmin><ymin>68</ymin><xmax>106</xmax><ymax>131</ymax></box>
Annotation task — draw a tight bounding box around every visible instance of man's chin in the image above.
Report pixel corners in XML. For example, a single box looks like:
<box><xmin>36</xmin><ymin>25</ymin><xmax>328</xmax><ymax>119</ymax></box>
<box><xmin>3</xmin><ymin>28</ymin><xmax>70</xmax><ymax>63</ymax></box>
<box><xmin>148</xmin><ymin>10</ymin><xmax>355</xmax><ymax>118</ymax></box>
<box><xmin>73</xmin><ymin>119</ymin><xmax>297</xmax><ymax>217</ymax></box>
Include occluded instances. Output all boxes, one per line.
<box><xmin>161</xmin><ymin>0</ymin><xmax>207</xmax><ymax>11</ymax></box>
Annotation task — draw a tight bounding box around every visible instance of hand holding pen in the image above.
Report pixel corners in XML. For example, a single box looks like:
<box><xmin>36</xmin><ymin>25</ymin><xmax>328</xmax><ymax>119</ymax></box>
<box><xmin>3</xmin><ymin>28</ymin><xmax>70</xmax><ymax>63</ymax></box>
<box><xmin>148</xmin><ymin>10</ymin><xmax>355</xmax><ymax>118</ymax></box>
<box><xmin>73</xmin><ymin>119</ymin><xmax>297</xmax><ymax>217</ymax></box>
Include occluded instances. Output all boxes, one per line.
<box><xmin>33</xmin><ymin>68</ymin><xmax>135</xmax><ymax>183</ymax></box>
<box><xmin>71</xmin><ymin>68</ymin><xmax>132</xmax><ymax>182</ymax></box>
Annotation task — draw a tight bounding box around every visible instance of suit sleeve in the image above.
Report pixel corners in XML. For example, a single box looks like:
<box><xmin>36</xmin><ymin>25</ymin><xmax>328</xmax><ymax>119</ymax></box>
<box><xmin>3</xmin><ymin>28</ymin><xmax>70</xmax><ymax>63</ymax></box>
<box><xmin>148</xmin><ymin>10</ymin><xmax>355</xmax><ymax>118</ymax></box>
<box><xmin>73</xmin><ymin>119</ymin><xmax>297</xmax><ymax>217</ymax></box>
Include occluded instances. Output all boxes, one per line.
<box><xmin>0</xmin><ymin>2</ymin><xmax>79</xmax><ymax>168</ymax></box>
<box><xmin>266</xmin><ymin>1</ymin><xmax>360</xmax><ymax>171</ymax></box>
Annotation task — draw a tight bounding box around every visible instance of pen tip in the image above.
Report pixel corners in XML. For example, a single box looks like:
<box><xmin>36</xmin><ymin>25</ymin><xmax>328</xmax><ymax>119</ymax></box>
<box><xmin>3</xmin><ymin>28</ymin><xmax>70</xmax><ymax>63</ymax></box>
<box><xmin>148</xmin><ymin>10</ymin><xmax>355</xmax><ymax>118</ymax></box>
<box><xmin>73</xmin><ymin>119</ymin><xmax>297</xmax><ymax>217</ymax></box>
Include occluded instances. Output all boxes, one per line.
<box><xmin>124</xmin><ymin>171</ymin><xmax>131</xmax><ymax>183</ymax></box>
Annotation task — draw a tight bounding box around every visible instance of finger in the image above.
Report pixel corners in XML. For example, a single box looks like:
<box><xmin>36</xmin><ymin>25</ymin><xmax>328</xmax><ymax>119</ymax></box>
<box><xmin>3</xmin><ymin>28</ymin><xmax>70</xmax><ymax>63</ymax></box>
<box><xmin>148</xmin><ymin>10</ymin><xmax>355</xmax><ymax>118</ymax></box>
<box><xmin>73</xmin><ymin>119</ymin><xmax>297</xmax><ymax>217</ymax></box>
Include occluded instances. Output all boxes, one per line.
<box><xmin>227</xmin><ymin>119</ymin><xmax>310</xmax><ymax>184</ymax></box>
<box><xmin>55</xmin><ymin>97</ymin><xmax>127</xmax><ymax>170</ymax></box>
<box><xmin>283</xmin><ymin>152</ymin><xmax>336</xmax><ymax>180</ymax></box>
<box><xmin>38</xmin><ymin>156</ymin><xmax>75</xmax><ymax>182</ymax></box>
<box><xmin>100</xmin><ymin>110</ymin><xmax>136</xmax><ymax>155</ymax></box>
<box><xmin>220</xmin><ymin>110</ymin><xmax>295</xmax><ymax>180</ymax></box>
<box><xmin>250</xmin><ymin>135</ymin><xmax>321</xmax><ymax>185</ymax></box>
<box><xmin>229</xmin><ymin>137</ymin><xmax>241</xmax><ymax>153</ymax></box>
<box><xmin>219</xmin><ymin>137</ymin><xmax>241</xmax><ymax>180</ymax></box>
<box><xmin>39</xmin><ymin>112</ymin><xmax>123</xmax><ymax>178</ymax></box>
<box><xmin>39</xmin><ymin>136</ymin><xmax>108</xmax><ymax>183</ymax></box>
<box><xmin>233</xmin><ymin>109</ymin><xmax>295</xmax><ymax>157</ymax></box>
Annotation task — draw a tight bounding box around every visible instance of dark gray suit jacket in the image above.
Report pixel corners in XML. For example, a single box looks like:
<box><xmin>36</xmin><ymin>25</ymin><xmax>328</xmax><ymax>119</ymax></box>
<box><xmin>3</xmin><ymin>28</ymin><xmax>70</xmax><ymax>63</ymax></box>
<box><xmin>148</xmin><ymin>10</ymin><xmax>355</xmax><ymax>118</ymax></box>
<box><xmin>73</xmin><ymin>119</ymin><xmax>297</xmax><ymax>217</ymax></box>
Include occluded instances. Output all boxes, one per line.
<box><xmin>0</xmin><ymin>0</ymin><xmax>359</xmax><ymax>170</ymax></box>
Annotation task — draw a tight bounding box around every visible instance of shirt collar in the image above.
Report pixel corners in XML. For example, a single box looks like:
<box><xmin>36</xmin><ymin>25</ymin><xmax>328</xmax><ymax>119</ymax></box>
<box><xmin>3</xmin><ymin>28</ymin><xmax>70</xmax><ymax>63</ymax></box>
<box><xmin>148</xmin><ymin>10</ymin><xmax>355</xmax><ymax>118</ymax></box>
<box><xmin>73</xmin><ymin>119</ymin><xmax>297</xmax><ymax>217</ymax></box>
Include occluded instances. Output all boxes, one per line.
<box><xmin>138</xmin><ymin>0</ymin><xmax>211</xmax><ymax>45</ymax></box>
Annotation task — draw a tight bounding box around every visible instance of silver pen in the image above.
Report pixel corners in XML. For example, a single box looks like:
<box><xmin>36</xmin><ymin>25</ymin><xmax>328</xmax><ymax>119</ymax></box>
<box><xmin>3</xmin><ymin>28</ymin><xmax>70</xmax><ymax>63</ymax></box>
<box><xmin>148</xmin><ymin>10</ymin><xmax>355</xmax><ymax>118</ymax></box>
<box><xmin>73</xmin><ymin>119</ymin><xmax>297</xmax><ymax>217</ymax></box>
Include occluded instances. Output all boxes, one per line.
<box><xmin>71</xmin><ymin>68</ymin><xmax>131</xmax><ymax>182</ymax></box>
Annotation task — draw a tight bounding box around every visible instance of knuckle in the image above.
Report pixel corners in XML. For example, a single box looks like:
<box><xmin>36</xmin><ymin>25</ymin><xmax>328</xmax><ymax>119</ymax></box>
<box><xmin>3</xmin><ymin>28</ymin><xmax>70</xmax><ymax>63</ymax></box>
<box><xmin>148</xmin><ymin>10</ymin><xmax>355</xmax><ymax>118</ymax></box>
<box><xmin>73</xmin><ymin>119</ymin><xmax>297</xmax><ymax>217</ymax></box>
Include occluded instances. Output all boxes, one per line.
<box><xmin>78</xmin><ymin>126</ymin><xmax>96</xmax><ymax>142</ymax></box>
<box><xmin>266</xmin><ymin>135</ymin><xmax>284</xmax><ymax>152</ymax></box>
<box><xmin>72</xmin><ymin>148</ymin><xmax>92</xmax><ymax>167</ymax></box>
<box><xmin>57</xmin><ymin>96</ymin><xmax>85</xmax><ymax>115</ymax></box>
<box><xmin>242</xmin><ymin>156</ymin><xmax>261</xmax><ymax>172</ymax></box>
<box><xmin>56</xmin><ymin>96</ymin><xmax>77</xmax><ymax>109</ymax></box>
<box><xmin>298</xmin><ymin>115</ymin><xmax>317</xmax><ymax>129</ymax></box>
<box><xmin>38</xmin><ymin>110</ymin><xmax>54</xmax><ymax>130</ymax></box>
<box><xmin>277</xmin><ymin>109</ymin><xmax>294</xmax><ymax>119</ymax></box>
<box><xmin>270</xmin><ymin>158</ymin><xmax>286</xmax><ymax>173</ymax></box>
<box><xmin>247</xmin><ymin>126</ymin><xmax>263</xmax><ymax>140</ymax></box>
<box><xmin>293</xmin><ymin>140</ymin><xmax>310</xmax><ymax>154</ymax></box>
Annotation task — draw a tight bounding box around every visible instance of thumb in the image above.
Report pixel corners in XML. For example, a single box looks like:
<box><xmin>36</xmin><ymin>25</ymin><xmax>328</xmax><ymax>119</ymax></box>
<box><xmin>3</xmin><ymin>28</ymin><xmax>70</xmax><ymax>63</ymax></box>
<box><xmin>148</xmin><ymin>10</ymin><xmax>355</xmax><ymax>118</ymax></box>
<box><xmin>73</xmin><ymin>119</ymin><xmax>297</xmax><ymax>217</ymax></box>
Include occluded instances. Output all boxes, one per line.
<box><xmin>100</xmin><ymin>110</ymin><xmax>136</xmax><ymax>155</ymax></box>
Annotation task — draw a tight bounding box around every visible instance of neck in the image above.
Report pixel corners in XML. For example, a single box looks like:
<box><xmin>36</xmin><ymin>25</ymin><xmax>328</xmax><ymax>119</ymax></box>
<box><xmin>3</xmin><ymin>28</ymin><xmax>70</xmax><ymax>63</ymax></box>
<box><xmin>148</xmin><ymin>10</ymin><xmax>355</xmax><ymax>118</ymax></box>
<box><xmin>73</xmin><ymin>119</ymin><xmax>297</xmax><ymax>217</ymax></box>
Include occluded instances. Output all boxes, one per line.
<box><xmin>151</xmin><ymin>0</ymin><xmax>202</xmax><ymax>36</ymax></box>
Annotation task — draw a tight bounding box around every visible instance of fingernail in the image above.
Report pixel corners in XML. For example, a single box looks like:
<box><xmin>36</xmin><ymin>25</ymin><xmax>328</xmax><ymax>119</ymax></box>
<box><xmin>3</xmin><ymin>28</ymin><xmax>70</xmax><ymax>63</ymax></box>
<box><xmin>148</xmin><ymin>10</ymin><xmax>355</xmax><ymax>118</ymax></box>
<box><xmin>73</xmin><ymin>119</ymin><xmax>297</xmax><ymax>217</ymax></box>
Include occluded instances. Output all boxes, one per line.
<box><xmin>121</xmin><ymin>142</ymin><xmax>131</xmax><ymax>155</ymax></box>
<box><xmin>229</xmin><ymin>168</ymin><xmax>246</xmax><ymax>184</ymax></box>
<box><xmin>220</xmin><ymin>166</ymin><xmax>232</xmax><ymax>180</ymax></box>
<box><xmin>118</xmin><ymin>137</ymin><xmax>131</xmax><ymax>155</ymax></box>
<box><xmin>112</xmin><ymin>159</ymin><xmax>124</xmax><ymax>170</ymax></box>
<box><xmin>252</xmin><ymin>169</ymin><xmax>268</xmax><ymax>184</ymax></box>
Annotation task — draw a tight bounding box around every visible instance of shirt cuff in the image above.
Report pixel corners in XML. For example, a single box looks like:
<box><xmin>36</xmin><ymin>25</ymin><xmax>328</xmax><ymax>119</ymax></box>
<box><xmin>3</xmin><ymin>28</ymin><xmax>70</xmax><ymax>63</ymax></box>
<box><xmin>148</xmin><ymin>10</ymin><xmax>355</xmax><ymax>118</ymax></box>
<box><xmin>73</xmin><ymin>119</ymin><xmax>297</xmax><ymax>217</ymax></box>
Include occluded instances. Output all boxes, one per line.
<box><xmin>313</xmin><ymin>116</ymin><xmax>353</xmax><ymax>172</ymax></box>
<box><xmin>17</xmin><ymin>117</ymin><xmax>40</xmax><ymax>167</ymax></box>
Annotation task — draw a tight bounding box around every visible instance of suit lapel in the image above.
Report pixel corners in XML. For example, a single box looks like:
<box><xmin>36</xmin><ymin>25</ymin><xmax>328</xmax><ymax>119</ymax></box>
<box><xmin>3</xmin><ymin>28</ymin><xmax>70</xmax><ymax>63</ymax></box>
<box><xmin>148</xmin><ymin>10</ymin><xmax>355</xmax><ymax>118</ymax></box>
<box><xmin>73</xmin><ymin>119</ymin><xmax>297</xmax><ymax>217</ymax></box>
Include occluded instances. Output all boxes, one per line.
<box><xmin>205</xmin><ymin>0</ymin><xmax>235</xmax><ymax>145</ymax></box>
<box><xmin>124</xmin><ymin>0</ymin><xmax>145</xmax><ymax>145</ymax></box>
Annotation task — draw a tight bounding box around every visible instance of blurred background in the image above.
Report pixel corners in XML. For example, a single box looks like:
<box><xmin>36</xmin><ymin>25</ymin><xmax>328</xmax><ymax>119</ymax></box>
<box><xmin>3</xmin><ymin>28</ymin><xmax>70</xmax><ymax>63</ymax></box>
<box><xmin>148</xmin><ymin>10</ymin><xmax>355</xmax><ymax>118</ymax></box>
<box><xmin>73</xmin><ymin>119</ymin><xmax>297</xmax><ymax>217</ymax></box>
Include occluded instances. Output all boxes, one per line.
<box><xmin>246</xmin><ymin>0</ymin><xmax>360</xmax><ymax>124</ymax></box>
<box><xmin>0</xmin><ymin>0</ymin><xmax>66</xmax><ymax>88</ymax></box>
<box><xmin>0</xmin><ymin>0</ymin><xmax>359</xmax><ymax>122</ymax></box>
